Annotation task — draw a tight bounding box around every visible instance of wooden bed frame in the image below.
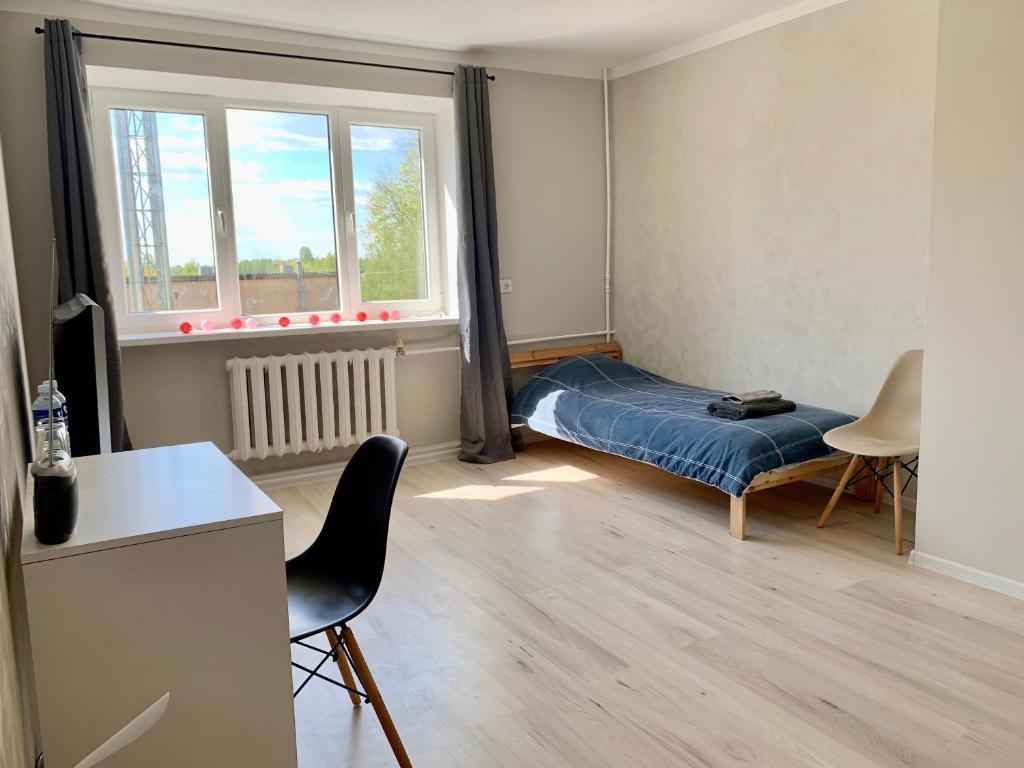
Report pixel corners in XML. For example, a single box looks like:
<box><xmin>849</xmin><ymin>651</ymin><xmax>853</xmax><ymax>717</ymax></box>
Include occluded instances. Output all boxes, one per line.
<box><xmin>510</xmin><ymin>341</ymin><xmax>850</xmax><ymax>540</ymax></box>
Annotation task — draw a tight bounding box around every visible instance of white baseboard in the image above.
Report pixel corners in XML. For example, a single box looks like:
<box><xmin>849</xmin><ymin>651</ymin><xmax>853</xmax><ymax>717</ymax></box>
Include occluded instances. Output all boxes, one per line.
<box><xmin>247</xmin><ymin>440</ymin><xmax>460</xmax><ymax>491</ymax></box>
<box><xmin>909</xmin><ymin>550</ymin><xmax>1024</xmax><ymax>600</ymax></box>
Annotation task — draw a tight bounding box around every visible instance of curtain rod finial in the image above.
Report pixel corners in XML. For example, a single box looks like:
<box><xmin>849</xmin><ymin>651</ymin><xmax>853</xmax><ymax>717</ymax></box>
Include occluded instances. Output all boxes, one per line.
<box><xmin>35</xmin><ymin>26</ymin><xmax>44</xmax><ymax>34</ymax></box>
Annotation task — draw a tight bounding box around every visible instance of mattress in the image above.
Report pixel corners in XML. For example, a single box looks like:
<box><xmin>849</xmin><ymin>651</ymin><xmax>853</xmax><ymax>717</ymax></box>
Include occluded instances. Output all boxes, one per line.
<box><xmin>510</xmin><ymin>354</ymin><xmax>855</xmax><ymax>497</ymax></box>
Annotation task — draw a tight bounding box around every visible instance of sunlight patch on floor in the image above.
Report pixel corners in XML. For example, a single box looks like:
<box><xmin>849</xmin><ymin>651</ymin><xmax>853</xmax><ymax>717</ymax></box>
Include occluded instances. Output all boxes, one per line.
<box><xmin>502</xmin><ymin>464</ymin><xmax>600</xmax><ymax>483</ymax></box>
<box><xmin>416</xmin><ymin>484</ymin><xmax>544</xmax><ymax>501</ymax></box>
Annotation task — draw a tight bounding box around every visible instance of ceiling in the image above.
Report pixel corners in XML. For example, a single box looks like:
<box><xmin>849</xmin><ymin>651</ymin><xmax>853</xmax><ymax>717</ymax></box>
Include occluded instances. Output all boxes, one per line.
<box><xmin>85</xmin><ymin>0</ymin><xmax>834</xmax><ymax>74</ymax></box>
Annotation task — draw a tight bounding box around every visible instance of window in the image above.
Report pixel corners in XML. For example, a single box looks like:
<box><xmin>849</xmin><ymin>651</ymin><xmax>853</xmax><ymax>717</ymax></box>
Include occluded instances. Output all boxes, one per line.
<box><xmin>91</xmin><ymin>89</ymin><xmax>448</xmax><ymax>335</ymax></box>
<box><xmin>226</xmin><ymin>108</ymin><xmax>340</xmax><ymax>316</ymax></box>
<box><xmin>349</xmin><ymin>125</ymin><xmax>428</xmax><ymax>302</ymax></box>
<box><xmin>109</xmin><ymin>109</ymin><xmax>218</xmax><ymax>314</ymax></box>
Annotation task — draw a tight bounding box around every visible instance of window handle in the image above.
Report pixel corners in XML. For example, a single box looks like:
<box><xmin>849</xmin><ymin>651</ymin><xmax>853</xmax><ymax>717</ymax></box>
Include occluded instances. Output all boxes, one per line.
<box><xmin>346</xmin><ymin>210</ymin><xmax>356</xmax><ymax>234</ymax></box>
<box><xmin>216</xmin><ymin>209</ymin><xmax>227</xmax><ymax>235</ymax></box>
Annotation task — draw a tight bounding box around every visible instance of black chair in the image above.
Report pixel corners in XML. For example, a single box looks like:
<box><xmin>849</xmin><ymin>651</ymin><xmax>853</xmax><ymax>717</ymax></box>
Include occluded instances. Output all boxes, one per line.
<box><xmin>287</xmin><ymin>434</ymin><xmax>411</xmax><ymax>768</ymax></box>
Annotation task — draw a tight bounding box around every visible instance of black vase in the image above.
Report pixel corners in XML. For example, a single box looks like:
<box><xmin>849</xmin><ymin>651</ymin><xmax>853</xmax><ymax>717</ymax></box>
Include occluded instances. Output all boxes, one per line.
<box><xmin>32</xmin><ymin>465</ymin><xmax>79</xmax><ymax>545</ymax></box>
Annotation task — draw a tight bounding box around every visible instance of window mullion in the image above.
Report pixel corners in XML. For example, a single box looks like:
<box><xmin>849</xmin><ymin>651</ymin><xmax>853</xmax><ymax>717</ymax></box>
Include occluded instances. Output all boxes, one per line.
<box><xmin>334</xmin><ymin>108</ymin><xmax>361</xmax><ymax>315</ymax></box>
<box><xmin>204</xmin><ymin>98</ymin><xmax>241</xmax><ymax>321</ymax></box>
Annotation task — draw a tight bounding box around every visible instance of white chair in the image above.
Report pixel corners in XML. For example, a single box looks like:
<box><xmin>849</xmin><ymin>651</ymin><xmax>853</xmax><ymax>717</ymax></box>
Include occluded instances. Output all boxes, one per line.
<box><xmin>817</xmin><ymin>350</ymin><xmax>923</xmax><ymax>554</ymax></box>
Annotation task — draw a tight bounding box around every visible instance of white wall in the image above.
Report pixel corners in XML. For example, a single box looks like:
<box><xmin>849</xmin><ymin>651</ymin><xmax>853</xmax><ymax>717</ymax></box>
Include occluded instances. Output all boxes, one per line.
<box><xmin>609</xmin><ymin>0</ymin><xmax>939</xmax><ymax>416</ymax></box>
<box><xmin>0</xmin><ymin>3</ymin><xmax>605</xmax><ymax>473</ymax></box>
<box><xmin>914</xmin><ymin>0</ymin><xmax>1024</xmax><ymax>592</ymax></box>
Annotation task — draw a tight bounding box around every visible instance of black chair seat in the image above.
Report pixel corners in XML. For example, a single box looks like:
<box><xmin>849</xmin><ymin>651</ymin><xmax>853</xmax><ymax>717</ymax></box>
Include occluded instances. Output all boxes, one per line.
<box><xmin>286</xmin><ymin>560</ymin><xmax>372</xmax><ymax>641</ymax></box>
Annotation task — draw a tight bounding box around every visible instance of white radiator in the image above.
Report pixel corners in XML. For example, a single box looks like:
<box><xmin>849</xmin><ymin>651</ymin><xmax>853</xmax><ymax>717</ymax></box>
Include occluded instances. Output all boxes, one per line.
<box><xmin>226</xmin><ymin>348</ymin><xmax>398</xmax><ymax>461</ymax></box>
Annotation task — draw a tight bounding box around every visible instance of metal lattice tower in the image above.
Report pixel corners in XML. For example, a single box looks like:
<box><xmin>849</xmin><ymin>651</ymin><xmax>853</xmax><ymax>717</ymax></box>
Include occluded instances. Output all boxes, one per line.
<box><xmin>112</xmin><ymin>110</ymin><xmax>172</xmax><ymax>312</ymax></box>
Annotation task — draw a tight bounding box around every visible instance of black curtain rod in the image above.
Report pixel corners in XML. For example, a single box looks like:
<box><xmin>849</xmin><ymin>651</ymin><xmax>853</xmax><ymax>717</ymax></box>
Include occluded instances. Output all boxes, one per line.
<box><xmin>33</xmin><ymin>26</ymin><xmax>496</xmax><ymax>81</ymax></box>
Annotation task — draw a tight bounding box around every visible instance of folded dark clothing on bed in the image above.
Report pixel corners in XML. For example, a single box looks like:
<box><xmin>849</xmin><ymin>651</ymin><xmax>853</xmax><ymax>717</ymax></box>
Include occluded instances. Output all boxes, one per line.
<box><xmin>707</xmin><ymin>398</ymin><xmax>796</xmax><ymax>420</ymax></box>
<box><xmin>722</xmin><ymin>389</ymin><xmax>782</xmax><ymax>404</ymax></box>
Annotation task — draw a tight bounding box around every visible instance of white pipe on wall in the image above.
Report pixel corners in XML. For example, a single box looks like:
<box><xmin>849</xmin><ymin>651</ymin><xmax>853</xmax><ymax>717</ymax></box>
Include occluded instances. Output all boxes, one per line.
<box><xmin>602</xmin><ymin>67</ymin><xmax>613</xmax><ymax>343</ymax></box>
<box><xmin>400</xmin><ymin>330</ymin><xmax>616</xmax><ymax>358</ymax></box>
<box><xmin>403</xmin><ymin>345</ymin><xmax>460</xmax><ymax>356</ymax></box>
<box><xmin>509</xmin><ymin>330</ymin><xmax>615</xmax><ymax>346</ymax></box>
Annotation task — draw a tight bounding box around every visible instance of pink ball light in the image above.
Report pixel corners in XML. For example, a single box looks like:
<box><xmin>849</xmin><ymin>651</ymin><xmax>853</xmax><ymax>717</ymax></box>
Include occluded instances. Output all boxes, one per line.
<box><xmin>390</xmin><ymin>310</ymin><xmax>401</xmax><ymax>320</ymax></box>
<box><xmin>245</xmin><ymin>317</ymin><xmax>259</xmax><ymax>329</ymax></box>
<box><xmin>308</xmin><ymin>314</ymin><xmax>320</xmax><ymax>326</ymax></box>
<box><xmin>200</xmin><ymin>319</ymin><xmax>214</xmax><ymax>332</ymax></box>
<box><xmin>330</xmin><ymin>312</ymin><xmax>342</xmax><ymax>323</ymax></box>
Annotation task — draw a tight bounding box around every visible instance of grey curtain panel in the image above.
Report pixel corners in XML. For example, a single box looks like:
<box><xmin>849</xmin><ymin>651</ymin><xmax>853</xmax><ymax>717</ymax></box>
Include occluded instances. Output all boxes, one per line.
<box><xmin>453</xmin><ymin>65</ymin><xmax>516</xmax><ymax>463</ymax></box>
<box><xmin>44</xmin><ymin>19</ymin><xmax>130</xmax><ymax>451</ymax></box>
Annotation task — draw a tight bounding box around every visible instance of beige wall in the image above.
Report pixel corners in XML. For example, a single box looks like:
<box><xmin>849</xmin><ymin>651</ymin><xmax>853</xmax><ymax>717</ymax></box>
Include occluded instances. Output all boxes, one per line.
<box><xmin>609</xmin><ymin>0</ymin><xmax>938</xmax><ymax>416</ymax></box>
<box><xmin>0</xmin><ymin>4</ymin><xmax>605</xmax><ymax>471</ymax></box>
<box><xmin>0</xmin><ymin>134</ymin><xmax>36</xmax><ymax>768</ymax></box>
<box><xmin>914</xmin><ymin>0</ymin><xmax>1024</xmax><ymax>588</ymax></box>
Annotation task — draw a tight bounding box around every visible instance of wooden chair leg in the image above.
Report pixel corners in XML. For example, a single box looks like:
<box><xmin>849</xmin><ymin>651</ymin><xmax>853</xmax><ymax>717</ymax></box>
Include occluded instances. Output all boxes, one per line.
<box><xmin>326</xmin><ymin>627</ymin><xmax>362</xmax><ymax>706</ymax></box>
<box><xmin>341</xmin><ymin>625</ymin><xmax>412</xmax><ymax>768</ymax></box>
<box><xmin>892</xmin><ymin>458</ymin><xmax>904</xmax><ymax>555</ymax></box>
<box><xmin>818</xmin><ymin>456</ymin><xmax>861</xmax><ymax>528</ymax></box>
<box><xmin>873</xmin><ymin>458</ymin><xmax>888</xmax><ymax>514</ymax></box>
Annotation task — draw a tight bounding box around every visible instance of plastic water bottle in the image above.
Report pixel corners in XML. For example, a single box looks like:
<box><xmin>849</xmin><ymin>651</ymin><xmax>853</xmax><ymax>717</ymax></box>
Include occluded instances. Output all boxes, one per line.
<box><xmin>32</xmin><ymin>380</ymin><xmax>67</xmax><ymax>423</ymax></box>
<box><xmin>32</xmin><ymin>380</ymin><xmax>70</xmax><ymax>460</ymax></box>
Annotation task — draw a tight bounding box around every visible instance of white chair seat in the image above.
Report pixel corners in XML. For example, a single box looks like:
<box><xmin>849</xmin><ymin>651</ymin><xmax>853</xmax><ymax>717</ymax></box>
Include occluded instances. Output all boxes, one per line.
<box><xmin>824</xmin><ymin>422</ymin><xmax>919</xmax><ymax>458</ymax></box>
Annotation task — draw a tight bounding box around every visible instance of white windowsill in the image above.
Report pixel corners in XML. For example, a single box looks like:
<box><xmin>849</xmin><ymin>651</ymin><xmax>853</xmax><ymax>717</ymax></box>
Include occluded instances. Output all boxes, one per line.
<box><xmin>118</xmin><ymin>316</ymin><xmax>459</xmax><ymax>348</ymax></box>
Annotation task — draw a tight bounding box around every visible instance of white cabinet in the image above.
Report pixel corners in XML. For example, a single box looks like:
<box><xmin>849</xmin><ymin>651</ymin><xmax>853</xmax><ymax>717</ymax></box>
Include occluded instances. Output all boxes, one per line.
<box><xmin>22</xmin><ymin>442</ymin><xmax>297</xmax><ymax>768</ymax></box>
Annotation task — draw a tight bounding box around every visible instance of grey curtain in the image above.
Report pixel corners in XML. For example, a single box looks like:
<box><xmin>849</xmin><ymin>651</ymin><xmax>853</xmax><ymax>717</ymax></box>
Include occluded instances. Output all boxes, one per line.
<box><xmin>453</xmin><ymin>65</ymin><xmax>516</xmax><ymax>463</ymax></box>
<box><xmin>44</xmin><ymin>19</ymin><xmax>130</xmax><ymax>451</ymax></box>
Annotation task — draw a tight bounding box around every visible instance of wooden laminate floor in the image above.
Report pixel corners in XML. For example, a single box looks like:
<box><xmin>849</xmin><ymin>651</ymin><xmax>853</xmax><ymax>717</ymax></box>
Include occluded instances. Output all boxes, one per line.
<box><xmin>269</xmin><ymin>441</ymin><xmax>1024</xmax><ymax>768</ymax></box>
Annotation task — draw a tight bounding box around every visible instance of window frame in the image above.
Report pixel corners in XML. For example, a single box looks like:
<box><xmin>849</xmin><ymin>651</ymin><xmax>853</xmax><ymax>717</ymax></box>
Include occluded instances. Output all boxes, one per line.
<box><xmin>90</xmin><ymin>88</ymin><xmax>447</xmax><ymax>335</ymax></box>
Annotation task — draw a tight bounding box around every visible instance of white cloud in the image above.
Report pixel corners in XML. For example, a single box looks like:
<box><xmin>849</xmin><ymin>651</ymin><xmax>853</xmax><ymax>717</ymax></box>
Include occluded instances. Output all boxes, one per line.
<box><xmin>163</xmin><ymin>200</ymin><xmax>215</xmax><ymax>267</ymax></box>
<box><xmin>229</xmin><ymin>159</ymin><xmax>264</xmax><ymax>184</ymax></box>
<box><xmin>233</xmin><ymin>178</ymin><xmax>333</xmax><ymax>205</ymax></box>
<box><xmin>351</xmin><ymin>134</ymin><xmax>393</xmax><ymax>151</ymax></box>
<box><xmin>159</xmin><ymin>151</ymin><xmax>207</xmax><ymax>172</ymax></box>
<box><xmin>230</xmin><ymin>178</ymin><xmax>337</xmax><ymax>258</ymax></box>
<box><xmin>353</xmin><ymin>194</ymin><xmax>369</xmax><ymax>206</ymax></box>
<box><xmin>157</xmin><ymin>133</ymin><xmax>208</xmax><ymax>173</ymax></box>
<box><xmin>167</xmin><ymin>115</ymin><xmax>204</xmax><ymax>133</ymax></box>
<box><xmin>163</xmin><ymin>171</ymin><xmax>205</xmax><ymax>183</ymax></box>
<box><xmin>353</xmin><ymin>181</ymin><xmax>374</xmax><ymax>192</ymax></box>
<box><xmin>159</xmin><ymin>134</ymin><xmax>205</xmax><ymax>152</ymax></box>
<box><xmin>226</xmin><ymin>115</ymin><xmax>328</xmax><ymax>153</ymax></box>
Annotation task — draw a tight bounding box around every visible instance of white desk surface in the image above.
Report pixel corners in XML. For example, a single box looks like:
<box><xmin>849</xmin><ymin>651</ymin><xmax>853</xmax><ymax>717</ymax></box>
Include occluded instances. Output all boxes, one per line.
<box><xmin>22</xmin><ymin>442</ymin><xmax>281</xmax><ymax>565</ymax></box>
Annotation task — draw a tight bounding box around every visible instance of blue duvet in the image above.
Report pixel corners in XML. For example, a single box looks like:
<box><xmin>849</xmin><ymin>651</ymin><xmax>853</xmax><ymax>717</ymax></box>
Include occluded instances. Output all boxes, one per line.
<box><xmin>510</xmin><ymin>354</ymin><xmax>855</xmax><ymax>497</ymax></box>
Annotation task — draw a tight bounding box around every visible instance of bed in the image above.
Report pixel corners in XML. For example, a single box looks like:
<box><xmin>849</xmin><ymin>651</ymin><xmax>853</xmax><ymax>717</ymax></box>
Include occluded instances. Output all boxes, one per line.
<box><xmin>510</xmin><ymin>343</ymin><xmax>856</xmax><ymax>539</ymax></box>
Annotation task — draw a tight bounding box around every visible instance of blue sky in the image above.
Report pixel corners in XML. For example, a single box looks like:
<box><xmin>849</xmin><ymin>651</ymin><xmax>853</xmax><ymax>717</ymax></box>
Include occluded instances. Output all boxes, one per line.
<box><xmin>139</xmin><ymin>109</ymin><xmax>417</xmax><ymax>269</ymax></box>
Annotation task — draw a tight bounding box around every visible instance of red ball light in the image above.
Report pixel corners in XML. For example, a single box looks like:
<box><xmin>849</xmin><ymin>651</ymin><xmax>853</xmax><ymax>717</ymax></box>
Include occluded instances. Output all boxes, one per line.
<box><xmin>378</xmin><ymin>310</ymin><xmax>390</xmax><ymax>321</ymax></box>
<box><xmin>356</xmin><ymin>311</ymin><xmax>367</xmax><ymax>322</ymax></box>
<box><xmin>179</xmin><ymin>321</ymin><xmax>193</xmax><ymax>334</ymax></box>
<box><xmin>278</xmin><ymin>316</ymin><xmax>290</xmax><ymax>327</ymax></box>
<box><xmin>330</xmin><ymin>312</ymin><xmax>342</xmax><ymax>323</ymax></box>
<box><xmin>308</xmin><ymin>314</ymin><xmax>320</xmax><ymax>326</ymax></box>
<box><xmin>230</xmin><ymin>317</ymin><xmax>243</xmax><ymax>329</ymax></box>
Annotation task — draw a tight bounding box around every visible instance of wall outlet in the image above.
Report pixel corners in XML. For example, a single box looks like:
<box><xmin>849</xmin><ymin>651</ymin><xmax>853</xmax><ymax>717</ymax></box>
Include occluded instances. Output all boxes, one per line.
<box><xmin>499</xmin><ymin>279</ymin><xmax>513</xmax><ymax>294</ymax></box>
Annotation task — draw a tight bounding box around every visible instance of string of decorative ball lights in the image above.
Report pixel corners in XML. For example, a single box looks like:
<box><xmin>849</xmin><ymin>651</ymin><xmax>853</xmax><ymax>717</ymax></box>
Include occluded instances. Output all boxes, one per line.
<box><xmin>178</xmin><ymin>309</ymin><xmax>402</xmax><ymax>335</ymax></box>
